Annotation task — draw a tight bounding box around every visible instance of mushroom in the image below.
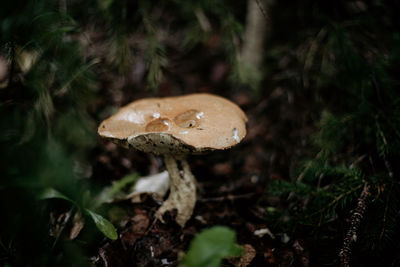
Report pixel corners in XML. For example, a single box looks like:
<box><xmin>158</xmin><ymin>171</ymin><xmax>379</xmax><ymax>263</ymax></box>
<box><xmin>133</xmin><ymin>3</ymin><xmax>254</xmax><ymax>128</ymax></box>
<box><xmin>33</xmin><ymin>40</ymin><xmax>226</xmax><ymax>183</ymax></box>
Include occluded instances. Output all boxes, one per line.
<box><xmin>98</xmin><ymin>93</ymin><xmax>247</xmax><ymax>227</ymax></box>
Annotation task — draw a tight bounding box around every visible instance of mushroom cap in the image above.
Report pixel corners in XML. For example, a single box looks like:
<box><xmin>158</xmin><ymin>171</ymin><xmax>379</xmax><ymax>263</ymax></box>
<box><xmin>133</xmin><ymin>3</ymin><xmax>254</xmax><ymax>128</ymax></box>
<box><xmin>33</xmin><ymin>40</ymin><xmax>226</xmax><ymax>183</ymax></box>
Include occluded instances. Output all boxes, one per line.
<box><xmin>98</xmin><ymin>93</ymin><xmax>247</xmax><ymax>154</ymax></box>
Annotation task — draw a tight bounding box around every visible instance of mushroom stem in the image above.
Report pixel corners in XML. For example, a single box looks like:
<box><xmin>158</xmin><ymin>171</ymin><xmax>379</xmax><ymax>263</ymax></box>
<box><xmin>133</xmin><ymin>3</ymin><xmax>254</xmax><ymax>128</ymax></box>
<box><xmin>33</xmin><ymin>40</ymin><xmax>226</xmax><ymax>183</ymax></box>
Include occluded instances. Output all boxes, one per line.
<box><xmin>155</xmin><ymin>154</ymin><xmax>196</xmax><ymax>227</ymax></box>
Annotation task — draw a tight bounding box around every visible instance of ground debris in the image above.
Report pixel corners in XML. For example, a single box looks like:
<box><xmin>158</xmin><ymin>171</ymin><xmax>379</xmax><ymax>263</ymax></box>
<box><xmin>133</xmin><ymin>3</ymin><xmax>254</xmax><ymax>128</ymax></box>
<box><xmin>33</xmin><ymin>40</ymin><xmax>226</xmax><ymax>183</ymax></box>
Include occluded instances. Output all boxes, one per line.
<box><xmin>69</xmin><ymin>211</ymin><xmax>85</xmax><ymax>240</ymax></box>
<box><xmin>292</xmin><ymin>239</ymin><xmax>309</xmax><ymax>267</ymax></box>
<box><xmin>230</xmin><ymin>244</ymin><xmax>256</xmax><ymax>267</ymax></box>
<box><xmin>254</xmin><ymin>228</ymin><xmax>275</xmax><ymax>239</ymax></box>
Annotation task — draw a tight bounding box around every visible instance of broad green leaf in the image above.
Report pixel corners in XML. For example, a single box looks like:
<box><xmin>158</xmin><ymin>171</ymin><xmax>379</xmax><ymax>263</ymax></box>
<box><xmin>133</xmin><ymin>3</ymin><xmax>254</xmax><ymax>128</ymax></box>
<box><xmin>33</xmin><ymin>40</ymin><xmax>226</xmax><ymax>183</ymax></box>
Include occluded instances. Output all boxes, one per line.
<box><xmin>95</xmin><ymin>173</ymin><xmax>139</xmax><ymax>206</ymax></box>
<box><xmin>85</xmin><ymin>209</ymin><xmax>118</xmax><ymax>240</ymax></box>
<box><xmin>38</xmin><ymin>187</ymin><xmax>75</xmax><ymax>204</ymax></box>
<box><xmin>180</xmin><ymin>226</ymin><xmax>242</xmax><ymax>267</ymax></box>
<box><xmin>109</xmin><ymin>173</ymin><xmax>139</xmax><ymax>195</ymax></box>
<box><xmin>82</xmin><ymin>189</ymin><xmax>92</xmax><ymax>208</ymax></box>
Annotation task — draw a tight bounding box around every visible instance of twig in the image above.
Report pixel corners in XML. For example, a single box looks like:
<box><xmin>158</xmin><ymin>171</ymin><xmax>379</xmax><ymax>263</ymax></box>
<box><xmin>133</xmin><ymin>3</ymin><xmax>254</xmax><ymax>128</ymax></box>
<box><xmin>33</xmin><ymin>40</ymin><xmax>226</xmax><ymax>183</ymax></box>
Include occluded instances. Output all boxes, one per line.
<box><xmin>307</xmin><ymin>183</ymin><xmax>363</xmax><ymax>219</ymax></box>
<box><xmin>339</xmin><ymin>183</ymin><xmax>370</xmax><ymax>267</ymax></box>
<box><xmin>375</xmin><ymin>117</ymin><xmax>395</xmax><ymax>179</ymax></box>
<box><xmin>254</xmin><ymin>0</ymin><xmax>268</xmax><ymax>21</ymax></box>
<box><xmin>52</xmin><ymin>207</ymin><xmax>75</xmax><ymax>249</ymax></box>
<box><xmin>197</xmin><ymin>192</ymin><xmax>255</xmax><ymax>202</ymax></box>
<box><xmin>146</xmin><ymin>217</ymin><xmax>158</xmax><ymax>235</ymax></box>
<box><xmin>379</xmin><ymin>183</ymin><xmax>393</xmax><ymax>243</ymax></box>
<box><xmin>241</xmin><ymin>0</ymin><xmax>269</xmax><ymax>73</ymax></box>
<box><xmin>296</xmin><ymin>150</ymin><xmax>323</xmax><ymax>183</ymax></box>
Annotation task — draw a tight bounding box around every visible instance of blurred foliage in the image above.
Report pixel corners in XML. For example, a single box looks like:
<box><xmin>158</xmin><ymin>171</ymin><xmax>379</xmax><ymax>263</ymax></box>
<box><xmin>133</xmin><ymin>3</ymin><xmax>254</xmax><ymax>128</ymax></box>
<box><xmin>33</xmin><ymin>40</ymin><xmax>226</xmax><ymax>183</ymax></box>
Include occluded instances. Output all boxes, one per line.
<box><xmin>0</xmin><ymin>0</ymin><xmax>245</xmax><ymax>265</ymax></box>
<box><xmin>2</xmin><ymin>0</ymin><xmax>400</xmax><ymax>266</ymax></box>
<box><xmin>0</xmin><ymin>0</ymin><xmax>101</xmax><ymax>265</ymax></box>
<box><xmin>180</xmin><ymin>226</ymin><xmax>242</xmax><ymax>267</ymax></box>
<box><xmin>267</xmin><ymin>0</ymin><xmax>400</xmax><ymax>265</ymax></box>
<box><xmin>40</xmin><ymin>187</ymin><xmax>118</xmax><ymax>240</ymax></box>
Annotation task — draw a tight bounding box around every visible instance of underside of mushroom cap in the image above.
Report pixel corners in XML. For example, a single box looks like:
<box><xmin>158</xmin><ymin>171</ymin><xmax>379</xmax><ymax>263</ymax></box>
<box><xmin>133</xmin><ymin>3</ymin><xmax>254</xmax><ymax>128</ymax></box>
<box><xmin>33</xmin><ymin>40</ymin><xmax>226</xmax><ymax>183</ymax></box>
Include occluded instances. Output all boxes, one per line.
<box><xmin>98</xmin><ymin>93</ymin><xmax>247</xmax><ymax>153</ymax></box>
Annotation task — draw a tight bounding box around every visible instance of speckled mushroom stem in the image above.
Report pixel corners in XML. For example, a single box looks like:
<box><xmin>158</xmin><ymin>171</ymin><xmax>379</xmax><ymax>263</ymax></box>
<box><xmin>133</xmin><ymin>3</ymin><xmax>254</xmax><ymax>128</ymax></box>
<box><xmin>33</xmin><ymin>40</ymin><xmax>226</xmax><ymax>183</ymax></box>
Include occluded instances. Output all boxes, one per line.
<box><xmin>155</xmin><ymin>154</ymin><xmax>196</xmax><ymax>227</ymax></box>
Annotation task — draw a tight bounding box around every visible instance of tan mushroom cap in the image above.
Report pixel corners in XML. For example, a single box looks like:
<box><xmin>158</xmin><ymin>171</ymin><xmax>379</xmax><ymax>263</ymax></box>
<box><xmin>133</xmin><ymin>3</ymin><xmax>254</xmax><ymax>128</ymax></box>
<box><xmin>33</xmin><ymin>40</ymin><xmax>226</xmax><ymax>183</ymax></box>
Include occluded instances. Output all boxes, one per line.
<box><xmin>98</xmin><ymin>93</ymin><xmax>247</xmax><ymax>154</ymax></box>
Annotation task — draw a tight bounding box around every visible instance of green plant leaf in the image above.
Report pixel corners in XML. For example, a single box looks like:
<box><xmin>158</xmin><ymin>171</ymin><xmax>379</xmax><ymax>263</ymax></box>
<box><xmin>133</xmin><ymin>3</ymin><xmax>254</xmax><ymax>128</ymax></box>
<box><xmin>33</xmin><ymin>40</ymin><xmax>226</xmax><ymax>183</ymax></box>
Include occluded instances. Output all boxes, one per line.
<box><xmin>85</xmin><ymin>209</ymin><xmax>118</xmax><ymax>240</ymax></box>
<box><xmin>180</xmin><ymin>226</ymin><xmax>242</xmax><ymax>267</ymax></box>
<box><xmin>94</xmin><ymin>173</ymin><xmax>139</xmax><ymax>207</ymax></box>
<box><xmin>38</xmin><ymin>187</ymin><xmax>75</xmax><ymax>204</ymax></box>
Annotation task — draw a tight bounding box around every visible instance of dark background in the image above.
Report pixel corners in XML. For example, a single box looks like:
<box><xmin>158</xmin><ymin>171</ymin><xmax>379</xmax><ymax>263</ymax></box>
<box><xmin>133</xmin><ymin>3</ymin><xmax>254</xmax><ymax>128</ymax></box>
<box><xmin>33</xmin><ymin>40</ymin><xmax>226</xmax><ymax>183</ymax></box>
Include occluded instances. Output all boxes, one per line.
<box><xmin>1</xmin><ymin>0</ymin><xmax>400</xmax><ymax>266</ymax></box>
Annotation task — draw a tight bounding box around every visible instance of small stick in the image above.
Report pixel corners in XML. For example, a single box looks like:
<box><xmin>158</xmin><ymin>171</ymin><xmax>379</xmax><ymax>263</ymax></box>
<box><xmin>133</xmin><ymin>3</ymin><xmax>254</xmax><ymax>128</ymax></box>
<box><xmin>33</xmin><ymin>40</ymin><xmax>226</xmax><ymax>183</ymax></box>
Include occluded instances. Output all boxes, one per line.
<box><xmin>254</xmin><ymin>0</ymin><xmax>268</xmax><ymax>21</ymax></box>
<box><xmin>339</xmin><ymin>183</ymin><xmax>370</xmax><ymax>267</ymax></box>
<box><xmin>52</xmin><ymin>207</ymin><xmax>75</xmax><ymax>249</ymax></box>
<box><xmin>197</xmin><ymin>192</ymin><xmax>255</xmax><ymax>202</ymax></box>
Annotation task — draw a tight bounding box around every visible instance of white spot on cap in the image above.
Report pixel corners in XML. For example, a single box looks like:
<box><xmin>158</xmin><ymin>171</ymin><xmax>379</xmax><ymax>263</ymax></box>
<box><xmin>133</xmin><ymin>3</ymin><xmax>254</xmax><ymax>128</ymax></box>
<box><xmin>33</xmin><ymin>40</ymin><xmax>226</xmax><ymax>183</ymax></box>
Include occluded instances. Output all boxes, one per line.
<box><xmin>101</xmin><ymin>131</ymin><xmax>115</xmax><ymax>138</ymax></box>
<box><xmin>196</xmin><ymin>111</ymin><xmax>204</xmax><ymax>119</ymax></box>
<box><xmin>179</xmin><ymin>131</ymin><xmax>189</xmax><ymax>134</ymax></box>
<box><xmin>122</xmin><ymin>112</ymin><xmax>144</xmax><ymax>124</ymax></box>
<box><xmin>162</xmin><ymin>120</ymin><xmax>169</xmax><ymax>126</ymax></box>
<box><xmin>153</xmin><ymin>112</ymin><xmax>160</xmax><ymax>118</ymax></box>
<box><xmin>232</xmin><ymin>128</ymin><xmax>239</xmax><ymax>142</ymax></box>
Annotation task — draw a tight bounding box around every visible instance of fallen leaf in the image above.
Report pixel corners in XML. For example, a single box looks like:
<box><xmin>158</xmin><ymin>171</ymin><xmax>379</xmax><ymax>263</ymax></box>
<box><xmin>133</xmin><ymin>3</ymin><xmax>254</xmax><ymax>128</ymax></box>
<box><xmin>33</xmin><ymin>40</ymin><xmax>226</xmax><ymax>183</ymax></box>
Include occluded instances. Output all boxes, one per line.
<box><xmin>70</xmin><ymin>211</ymin><xmax>85</xmax><ymax>240</ymax></box>
<box><xmin>16</xmin><ymin>48</ymin><xmax>39</xmax><ymax>73</ymax></box>
<box><xmin>236</xmin><ymin>244</ymin><xmax>256</xmax><ymax>267</ymax></box>
<box><xmin>254</xmin><ymin>228</ymin><xmax>275</xmax><ymax>239</ymax></box>
<box><xmin>131</xmin><ymin>213</ymin><xmax>150</xmax><ymax>234</ymax></box>
<box><xmin>265</xmin><ymin>248</ymin><xmax>277</xmax><ymax>264</ymax></box>
<box><xmin>293</xmin><ymin>239</ymin><xmax>309</xmax><ymax>267</ymax></box>
<box><xmin>0</xmin><ymin>55</ymin><xmax>9</xmax><ymax>83</ymax></box>
<box><xmin>281</xmin><ymin>233</ymin><xmax>290</xmax><ymax>243</ymax></box>
<box><xmin>126</xmin><ymin>171</ymin><xmax>170</xmax><ymax>203</ymax></box>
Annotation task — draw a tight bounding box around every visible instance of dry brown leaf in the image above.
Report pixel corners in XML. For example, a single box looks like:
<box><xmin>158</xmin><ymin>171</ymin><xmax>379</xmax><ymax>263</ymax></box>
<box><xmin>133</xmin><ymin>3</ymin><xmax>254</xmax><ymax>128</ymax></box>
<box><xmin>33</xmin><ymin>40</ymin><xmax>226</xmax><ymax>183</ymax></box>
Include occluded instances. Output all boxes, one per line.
<box><xmin>70</xmin><ymin>211</ymin><xmax>85</xmax><ymax>240</ymax></box>
<box><xmin>236</xmin><ymin>244</ymin><xmax>256</xmax><ymax>267</ymax></box>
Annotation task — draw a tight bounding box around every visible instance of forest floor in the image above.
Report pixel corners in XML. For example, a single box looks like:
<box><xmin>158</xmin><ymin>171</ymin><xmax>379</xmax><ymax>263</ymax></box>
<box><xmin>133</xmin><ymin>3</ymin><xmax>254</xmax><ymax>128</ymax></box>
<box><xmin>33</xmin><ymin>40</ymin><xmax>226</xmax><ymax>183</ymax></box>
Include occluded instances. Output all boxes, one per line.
<box><xmin>3</xmin><ymin>2</ymin><xmax>399</xmax><ymax>266</ymax></box>
<box><xmin>86</xmin><ymin>25</ymin><xmax>318</xmax><ymax>267</ymax></box>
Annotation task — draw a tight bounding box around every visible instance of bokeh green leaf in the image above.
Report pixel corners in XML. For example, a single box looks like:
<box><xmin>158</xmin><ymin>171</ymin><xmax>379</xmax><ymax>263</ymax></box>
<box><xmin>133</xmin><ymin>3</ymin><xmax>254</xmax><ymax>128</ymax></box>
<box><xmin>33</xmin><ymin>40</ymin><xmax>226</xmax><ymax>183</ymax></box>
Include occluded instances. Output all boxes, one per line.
<box><xmin>180</xmin><ymin>226</ymin><xmax>242</xmax><ymax>267</ymax></box>
<box><xmin>38</xmin><ymin>187</ymin><xmax>75</xmax><ymax>204</ymax></box>
<box><xmin>85</xmin><ymin>209</ymin><xmax>118</xmax><ymax>240</ymax></box>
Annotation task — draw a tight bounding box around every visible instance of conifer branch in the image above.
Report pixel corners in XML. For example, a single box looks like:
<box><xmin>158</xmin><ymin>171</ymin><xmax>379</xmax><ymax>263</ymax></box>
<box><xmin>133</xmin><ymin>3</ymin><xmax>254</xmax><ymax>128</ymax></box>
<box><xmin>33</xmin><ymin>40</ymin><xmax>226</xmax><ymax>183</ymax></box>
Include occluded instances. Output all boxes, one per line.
<box><xmin>375</xmin><ymin>117</ymin><xmax>395</xmax><ymax>179</ymax></box>
<box><xmin>307</xmin><ymin>183</ymin><xmax>363</xmax><ymax>219</ymax></box>
<box><xmin>339</xmin><ymin>183</ymin><xmax>370</xmax><ymax>267</ymax></box>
